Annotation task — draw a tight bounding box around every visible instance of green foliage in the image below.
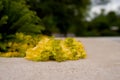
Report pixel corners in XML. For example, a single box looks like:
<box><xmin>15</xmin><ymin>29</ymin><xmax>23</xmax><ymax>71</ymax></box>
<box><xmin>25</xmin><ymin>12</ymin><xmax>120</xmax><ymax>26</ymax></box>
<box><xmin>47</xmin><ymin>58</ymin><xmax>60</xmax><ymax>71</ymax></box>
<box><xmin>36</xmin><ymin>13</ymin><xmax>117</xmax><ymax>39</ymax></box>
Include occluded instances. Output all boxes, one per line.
<box><xmin>0</xmin><ymin>16</ymin><xmax>8</xmax><ymax>26</ymax></box>
<box><xmin>0</xmin><ymin>0</ymin><xmax>44</xmax><ymax>40</ymax></box>
<box><xmin>26</xmin><ymin>0</ymin><xmax>90</xmax><ymax>36</ymax></box>
<box><xmin>87</xmin><ymin>10</ymin><xmax>120</xmax><ymax>36</ymax></box>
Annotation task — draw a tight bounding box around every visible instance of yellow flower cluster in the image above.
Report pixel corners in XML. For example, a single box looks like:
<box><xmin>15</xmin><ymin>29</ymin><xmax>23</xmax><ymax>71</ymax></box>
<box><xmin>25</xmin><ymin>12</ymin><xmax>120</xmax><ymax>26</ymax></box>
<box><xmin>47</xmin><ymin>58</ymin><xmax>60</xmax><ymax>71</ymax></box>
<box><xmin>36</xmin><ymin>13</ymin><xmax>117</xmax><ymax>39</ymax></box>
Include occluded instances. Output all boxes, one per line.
<box><xmin>0</xmin><ymin>42</ymin><xmax>31</xmax><ymax>57</ymax></box>
<box><xmin>0</xmin><ymin>33</ymin><xmax>87</xmax><ymax>62</ymax></box>
<box><xmin>25</xmin><ymin>37</ymin><xmax>86</xmax><ymax>62</ymax></box>
<box><xmin>0</xmin><ymin>33</ymin><xmax>36</xmax><ymax>57</ymax></box>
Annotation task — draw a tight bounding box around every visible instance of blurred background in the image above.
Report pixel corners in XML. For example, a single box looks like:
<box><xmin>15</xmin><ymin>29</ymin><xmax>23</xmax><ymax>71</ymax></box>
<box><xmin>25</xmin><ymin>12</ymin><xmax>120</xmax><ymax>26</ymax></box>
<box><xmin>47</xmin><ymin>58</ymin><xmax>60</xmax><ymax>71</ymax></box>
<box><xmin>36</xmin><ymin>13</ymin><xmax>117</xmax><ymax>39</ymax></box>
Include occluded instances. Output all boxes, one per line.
<box><xmin>0</xmin><ymin>0</ymin><xmax>120</xmax><ymax>38</ymax></box>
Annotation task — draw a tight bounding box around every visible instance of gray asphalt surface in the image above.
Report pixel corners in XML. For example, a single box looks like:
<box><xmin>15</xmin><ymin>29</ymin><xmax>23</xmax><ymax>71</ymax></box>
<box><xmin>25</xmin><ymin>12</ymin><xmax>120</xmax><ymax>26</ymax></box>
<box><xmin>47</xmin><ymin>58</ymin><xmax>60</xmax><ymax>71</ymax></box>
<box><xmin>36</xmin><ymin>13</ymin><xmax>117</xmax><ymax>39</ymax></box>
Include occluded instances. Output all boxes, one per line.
<box><xmin>0</xmin><ymin>37</ymin><xmax>120</xmax><ymax>80</ymax></box>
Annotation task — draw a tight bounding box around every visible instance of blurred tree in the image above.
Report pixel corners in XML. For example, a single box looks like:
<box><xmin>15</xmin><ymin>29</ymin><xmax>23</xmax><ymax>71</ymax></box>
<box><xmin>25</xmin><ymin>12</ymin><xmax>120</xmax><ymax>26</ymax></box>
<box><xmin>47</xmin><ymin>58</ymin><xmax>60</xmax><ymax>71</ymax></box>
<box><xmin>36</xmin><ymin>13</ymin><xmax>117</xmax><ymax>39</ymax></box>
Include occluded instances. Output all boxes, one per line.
<box><xmin>87</xmin><ymin>9</ymin><xmax>108</xmax><ymax>36</ymax></box>
<box><xmin>0</xmin><ymin>0</ymin><xmax>44</xmax><ymax>41</ymax></box>
<box><xmin>106</xmin><ymin>11</ymin><xmax>118</xmax><ymax>26</ymax></box>
<box><xmin>87</xmin><ymin>10</ymin><xmax>120</xmax><ymax>36</ymax></box>
<box><xmin>105</xmin><ymin>11</ymin><xmax>119</xmax><ymax>35</ymax></box>
<box><xmin>26</xmin><ymin>0</ymin><xmax>90</xmax><ymax>36</ymax></box>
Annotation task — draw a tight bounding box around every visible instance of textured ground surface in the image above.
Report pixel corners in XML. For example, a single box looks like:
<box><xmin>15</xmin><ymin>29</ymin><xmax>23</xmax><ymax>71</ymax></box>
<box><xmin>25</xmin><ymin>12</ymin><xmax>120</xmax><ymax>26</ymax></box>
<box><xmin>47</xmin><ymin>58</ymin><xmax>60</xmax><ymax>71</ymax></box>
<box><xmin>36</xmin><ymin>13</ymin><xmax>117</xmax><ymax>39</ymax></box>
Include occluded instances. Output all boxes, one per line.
<box><xmin>0</xmin><ymin>37</ymin><xmax>120</xmax><ymax>80</ymax></box>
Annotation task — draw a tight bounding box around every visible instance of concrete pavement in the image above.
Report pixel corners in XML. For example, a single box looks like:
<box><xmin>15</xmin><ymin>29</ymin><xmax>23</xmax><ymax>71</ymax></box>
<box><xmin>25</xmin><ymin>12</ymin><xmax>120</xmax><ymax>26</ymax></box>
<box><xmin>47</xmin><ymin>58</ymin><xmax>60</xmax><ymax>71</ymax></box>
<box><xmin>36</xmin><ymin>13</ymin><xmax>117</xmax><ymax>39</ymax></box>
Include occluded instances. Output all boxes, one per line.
<box><xmin>0</xmin><ymin>37</ymin><xmax>120</xmax><ymax>80</ymax></box>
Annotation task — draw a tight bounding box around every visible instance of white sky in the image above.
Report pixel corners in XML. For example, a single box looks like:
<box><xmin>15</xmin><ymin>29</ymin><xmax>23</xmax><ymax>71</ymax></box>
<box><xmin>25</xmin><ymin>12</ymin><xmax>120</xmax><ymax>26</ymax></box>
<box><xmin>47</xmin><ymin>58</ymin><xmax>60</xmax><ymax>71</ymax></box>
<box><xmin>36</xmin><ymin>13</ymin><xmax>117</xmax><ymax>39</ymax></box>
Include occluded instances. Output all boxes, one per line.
<box><xmin>89</xmin><ymin>0</ymin><xmax>120</xmax><ymax>19</ymax></box>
